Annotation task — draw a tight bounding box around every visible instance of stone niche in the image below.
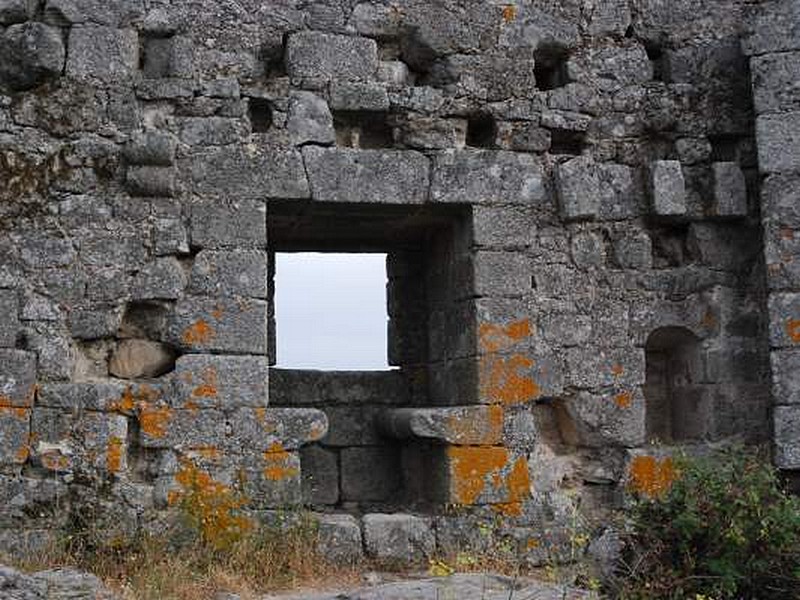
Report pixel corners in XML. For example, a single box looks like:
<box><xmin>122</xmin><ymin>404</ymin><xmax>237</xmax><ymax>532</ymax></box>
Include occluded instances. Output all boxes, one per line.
<box><xmin>268</xmin><ymin>201</ymin><xmax>502</xmax><ymax>511</ymax></box>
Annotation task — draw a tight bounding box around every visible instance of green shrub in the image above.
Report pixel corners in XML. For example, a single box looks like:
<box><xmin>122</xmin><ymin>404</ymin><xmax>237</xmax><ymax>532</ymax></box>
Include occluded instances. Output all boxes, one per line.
<box><xmin>613</xmin><ymin>447</ymin><xmax>800</xmax><ymax>599</ymax></box>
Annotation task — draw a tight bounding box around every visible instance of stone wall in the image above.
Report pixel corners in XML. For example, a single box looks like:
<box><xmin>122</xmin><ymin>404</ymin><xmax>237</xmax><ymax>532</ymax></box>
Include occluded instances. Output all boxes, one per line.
<box><xmin>0</xmin><ymin>0</ymin><xmax>788</xmax><ymax>564</ymax></box>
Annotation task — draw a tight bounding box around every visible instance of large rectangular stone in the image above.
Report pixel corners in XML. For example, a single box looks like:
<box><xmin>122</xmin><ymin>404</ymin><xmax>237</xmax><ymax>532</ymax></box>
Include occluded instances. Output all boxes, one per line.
<box><xmin>771</xmin><ymin>349</ymin><xmax>800</xmax><ymax>405</ymax></box>
<box><xmin>65</xmin><ymin>25</ymin><xmax>138</xmax><ymax>82</ymax></box>
<box><xmin>650</xmin><ymin>160</ymin><xmax>687</xmax><ymax>216</ymax></box>
<box><xmin>285</xmin><ymin>31</ymin><xmax>377</xmax><ymax>81</ymax></box>
<box><xmin>322</xmin><ymin>406</ymin><xmax>382</xmax><ymax>447</ymax></box>
<box><xmin>768</xmin><ymin>293</ymin><xmax>800</xmax><ymax>348</ymax></box>
<box><xmin>138</xmin><ymin>406</ymin><xmax>225</xmax><ymax>449</ymax></box>
<box><xmin>774</xmin><ymin>405</ymin><xmax>800</xmax><ymax>469</ymax></box>
<box><xmin>188</xmin><ymin>250</ymin><xmax>267</xmax><ymax>298</ymax></box>
<box><xmin>757</xmin><ymin>112</ymin><xmax>800</xmax><ymax>174</ymax></box>
<box><xmin>565</xmin><ymin>346</ymin><xmax>646</xmax><ymax>390</ymax></box>
<box><xmin>340</xmin><ymin>446</ymin><xmax>401</xmax><ymax>502</ymax></box>
<box><xmin>187</xmin><ymin>145</ymin><xmax>309</xmax><ymax>199</ymax></box>
<box><xmin>167</xmin><ymin>296</ymin><xmax>267</xmax><ymax>354</ymax></box>
<box><xmin>379</xmin><ymin>405</ymin><xmax>504</xmax><ymax>445</ymax></box>
<box><xmin>711</xmin><ymin>162</ymin><xmax>748</xmax><ymax>217</ymax></box>
<box><xmin>227</xmin><ymin>407</ymin><xmax>327</xmax><ymax>452</ymax></box>
<box><xmin>431</xmin><ymin>150</ymin><xmax>546</xmax><ymax>205</ymax></box>
<box><xmin>190</xmin><ymin>199</ymin><xmax>266</xmax><ymax>249</ymax></box>
<box><xmin>242</xmin><ymin>448</ymin><xmax>302</xmax><ymax>508</ymax></box>
<box><xmin>0</xmin><ymin>289</ymin><xmax>19</xmax><ymax>347</ymax></box>
<box><xmin>268</xmin><ymin>369</ymin><xmax>409</xmax><ymax>406</ymax></box>
<box><xmin>302</xmin><ymin>147</ymin><xmax>429</xmax><ymax>204</ymax></box>
<box><xmin>173</xmin><ymin>354</ymin><xmax>269</xmax><ymax>410</ymax></box>
<box><xmin>301</xmin><ymin>446</ymin><xmax>339</xmax><ymax>505</ymax></box>
<box><xmin>473</xmin><ymin>251</ymin><xmax>532</xmax><ymax>297</ymax></box>
<box><xmin>743</xmin><ymin>2</ymin><xmax>800</xmax><ymax>55</ymax></box>
<box><xmin>751</xmin><ymin>52</ymin><xmax>800</xmax><ymax>115</ymax></box>
<box><xmin>435</xmin><ymin>446</ymin><xmax>531</xmax><ymax>505</ymax></box>
<box><xmin>0</xmin><ymin>349</ymin><xmax>36</xmax><ymax>407</ymax></box>
<box><xmin>0</xmin><ymin>406</ymin><xmax>30</xmax><ymax>466</ymax></box>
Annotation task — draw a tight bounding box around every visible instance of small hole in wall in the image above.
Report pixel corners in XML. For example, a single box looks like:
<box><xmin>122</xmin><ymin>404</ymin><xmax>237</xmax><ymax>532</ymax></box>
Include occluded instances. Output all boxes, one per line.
<box><xmin>466</xmin><ymin>113</ymin><xmax>496</xmax><ymax>148</ymax></box>
<box><xmin>548</xmin><ymin>129</ymin><xmax>585</xmax><ymax>155</ymax></box>
<box><xmin>534</xmin><ymin>44</ymin><xmax>570</xmax><ymax>91</ymax></box>
<box><xmin>249</xmin><ymin>98</ymin><xmax>274</xmax><ymax>133</ymax></box>
<box><xmin>709</xmin><ymin>135</ymin><xmax>740</xmax><ymax>162</ymax></box>
<box><xmin>140</xmin><ymin>33</ymin><xmax>175</xmax><ymax>79</ymax></box>
<box><xmin>644</xmin><ymin>42</ymin><xmax>666</xmax><ymax>82</ymax></box>
<box><xmin>334</xmin><ymin>112</ymin><xmax>394</xmax><ymax>149</ymax></box>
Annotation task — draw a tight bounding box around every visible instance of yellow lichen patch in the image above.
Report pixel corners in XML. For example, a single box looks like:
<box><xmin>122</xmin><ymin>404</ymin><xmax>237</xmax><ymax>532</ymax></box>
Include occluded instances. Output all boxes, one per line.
<box><xmin>614</xmin><ymin>391</ymin><xmax>633</xmax><ymax>408</ymax></box>
<box><xmin>192</xmin><ymin>366</ymin><xmax>218</xmax><ymax>399</ymax></box>
<box><xmin>447</xmin><ymin>446</ymin><xmax>509</xmax><ymax>505</ymax></box>
<box><xmin>479</xmin><ymin>319</ymin><xmax>532</xmax><ymax>353</ymax></box>
<box><xmin>182</xmin><ymin>319</ymin><xmax>215</xmax><ymax>345</ymax></box>
<box><xmin>106</xmin><ymin>436</ymin><xmax>124</xmax><ymax>473</ymax></box>
<box><xmin>480</xmin><ymin>354</ymin><xmax>539</xmax><ymax>405</ymax></box>
<box><xmin>138</xmin><ymin>404</ymin><xmax>173</xmax><ymax>439</ymax></box>
<box><xmin>506</xmin><ymin>456</ymin><xmax>531</xmax><ymax>503</ymax></box>
<box><xmin>172</xmin><ymin>458</ymin><xmax>252</xmax><ymax>550</ymax></box>
<box><xmin>629</xmin><ymin>455</ymin><xmax>677</xmax><ymax>499</ymax></box>
<box><xmin>787</xmin><ymin>318</ymin><xmax>800</xmax><ymax>343</ymax></box>
<box><xmin>262</xmin><ymin>443</ymin><xmax>299</xmax><ymax>481</ymax></box>
<box><xmin>502</xmin><ymin>4</ymin><xmax>517</xmax><ymax>22</ymax></box>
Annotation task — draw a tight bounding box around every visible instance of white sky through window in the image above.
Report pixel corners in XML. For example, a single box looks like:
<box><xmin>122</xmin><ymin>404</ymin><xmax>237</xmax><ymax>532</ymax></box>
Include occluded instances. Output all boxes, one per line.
<box><xmin>275</xmin><ymin>252</ymin><xmax>389</xmax><ymax>370</ymax></box>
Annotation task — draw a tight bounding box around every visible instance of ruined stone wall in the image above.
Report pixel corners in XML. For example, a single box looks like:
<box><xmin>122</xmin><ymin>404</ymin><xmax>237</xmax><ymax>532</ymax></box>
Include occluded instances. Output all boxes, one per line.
<box><xmin>0</xmin><ymin>0</ymin><xmax>785</xmax><ymax>564</ymax></box>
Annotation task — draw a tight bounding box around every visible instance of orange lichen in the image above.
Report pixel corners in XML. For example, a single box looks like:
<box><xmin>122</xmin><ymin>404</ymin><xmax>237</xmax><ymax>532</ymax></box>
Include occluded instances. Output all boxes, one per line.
<box><xmin>138</xmin><ymin>404</ymin><xmax>173</xmax><ymax>439</ymax></box>
<box><xmin>787</xmin><ymin>318</ymin><xmax>800</xmax><ymax>343</ymax></box>
<box><xmin>479</xmin><ymin>319</ymin><xmax>532</xmax><ymax>353</ymax></box>
<box><xmin>40</xmin><ymin>451</ymin><xmax>69</xmax><ymax>471</ymax></box>
<box><xmin>447</xmin><ymin>446</ymin><xmax>509</xmax><ymax>505</ymax></box>
<box><xmin>610</xmin><ymin>363</ymin><xmax>624</xmax><ymax>377</ymax></box>
<box><xmin>211</xmin><ymin>305</ymin><xmax>224</xmax><ymax>320</ymax></box>
<box><xmin>614</xmin><ymin>391</ymin><xmax>633</xmax><ymax>408</ymax></box>
<box><xmin>112</xmin><ymin>384</ymin><xmax>161</xmax><ymax>414</ymax></box>
<box><xmin>629</xmin><ymin>455</ymin><xmax>677</xmax><ymax>499</ymax></box>
<box><xmin>309</xmin><ymin>423</ymin><xmax>326</xmax><ymax>441</ymax></box>
<box><xmin>254</xmin><ymin>407</ymin><xmax>266</xmax><ymax>423</ymax></box>
<box><xmin>0</xmin><ymin>404</ymin><xmax>29</xmax><ymax>420</ymax></box>
<box><xmin>491</xmin><ymin>502</ymin><xmax>523</xmax><ymax>517</ymax></box>
<box><xmin>192</xmin><ymin>446</ymin><xmax>221</xmax><ymax>461</ymax></box>
<box><xmin>182</xmin><ymin>319</ymin><xmax>215</xmax><ymax>345</ymax></box>
<box><xmin>106</xmin><ymin>436</ymin><xmax>124</xmax><ymax>473</ymax></box>
<box><xmin>172</xmin><ymin>459</ymin><xmax>252</xmax><ymax>549</ymax></box>
<box><xmin>183</xmin><ymin>399</ymin><xmax>200</xmax><ymax>411</ymax></box>
<box><xmin>192</xmin><ymin>366</ymin><xmax>218</xmax><ymax>398</ymax></box>
<box><xmin>15</xmin><ymin>442</ymin><xmax>30</xmax><ymax>463</ymax></box>
<box><xmin>262</xmin><ymin>443</ymin><xmax>299</xmax><ymax>481</ymax></box>
<box><xmin>480</xmin><ymin>354</ymin><xmax>539</xmax><ymax>405</ymax></box>
<box><xmin>506</xmin><ymin>456</ymin><xmax>531</xmax><ymax>503</ymax></box>
<box><xmin>502</xmin><ymin>4</ymin><xmax>517</xmax><ymax>22</ymax></box>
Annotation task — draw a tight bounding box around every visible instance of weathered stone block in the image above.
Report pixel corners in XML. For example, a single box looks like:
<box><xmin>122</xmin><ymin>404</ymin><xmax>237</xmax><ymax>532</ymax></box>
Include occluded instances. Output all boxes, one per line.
<box><xmin>751</xmin><ymin>52</ymin><xmax>800</xmax><ymax>115</ymax></box>
<box><xmin>0</xmin><ymin>349</ymin><xmax>36</xmax><ymax>407</ymax></box>
<box><xmin>322</xmin><ymin>406</ymin><xmax>382</xmax><ymax>447</ymax></box>
<box><xmin>138</xmin><ymin>406</ymin><xmax>225</xmax><ymax>449</ymax></box>
<box><xmin>124</xmin><ymin>131</ymin><xmax>176</xmax><ymax>166</ymax></box>
<box><xmin>473</xmin><ymin>251</ymin><xmax>531</xmax><ymax>296</ymax></box>
<box><xmin>561</xmin><ymin>389</ymin><xmax>646</xmax><ymax>448</ymax></box>
<box><xmin>556</xmin><ymin>156</ymin><xmax>600</xmax><ymax>221</ymax></box>
<box><xmin>242</xmin><ymin>449</ymin><xmax>302</xmax><ymax>508</ymax></box>
<box><xmin>285</xmin><ymin>31</ymin><xmax>377</xmax><ymax>81</ymax></box>
<box><xmin>0</xmin><ymin>406</ymin><xmax>30</xmax><ymax>465</ymax></box>
<box><xmin>167</xmin><ymin>296</ymin><xmax>267</xmax><ymax>354</ymax></box>
<box><xmin>68</xmin><ymin>305</ymin><xmax>123</xmax><ymax>339</ymax></box>
<box><xmin>567</xmin><ymin>45</ymin><xmax>652</xmax><ymax>92</ymax></box>
<box><xmin>379</xmin><ymin>406</ymin><xmax>504</xmax><ymax>445</ymax></box>
<box><xmin>301</xmin><ymin>446</ymin><xmax>339</xmax><ymax>505</ymax></box>
<box><xmin>394</xmin><ymin>115</ymin><xmax>466</xmax><ymax>150</ymax></box>
<box><xmin>154</xmin><ymin>218</ymin><xmax>190</xmax><ymax>256</ymax></box>
<box><xmin>711</xmin><ymin>162</ymin><xmax>747</xmax><ymax>217</ymax></box>
<box><xmin>187</xmin><ymin>145</ymin><xmax>309</xmax><ymax>200</ymax></box>
<box><xmin>650</xmin><ymin>160</ymin><xmax>686</xmax><ymax>216</ymax></box>
<box><xmin>178</xmin><ymin>117</ymin><xmax>245</xmax><ymax>146</ymax></box>
<box><xmin>66</xmin><ymin>25</ymin><xmax>138</xmax><ymax>82</ymax></box>
<box><xmin>774</xmin><ymin>405</ymin><xmax>800</xmax><ymax>469</ymax></box>
<box><xmin>0</xmin><ymin>289</ymin><xmax>19</xmax><ymax>348</ymax></box>
<box><xmin>109</xmin><ymin>339</ymin><xmax>175</xmax><ymax>379</ymax></box>
<box><xmin>126</xmin><ymin>166</ymin><xmax>177</xmax><ymax>197</ymax></box>
<box><xmin>189</xmin><ymin>250</ymin><xmax>267</xmax><ymax>299</ymax></box>
<box><xmin>613</xmin><ymin>232</ymin><xmax>653</xmax><ymax>270</ymax></box>
<box><xmin>744</xmin><ymin>1</ymin><xmax>800</xmax><ymax>55</ymax></box>
<box><xmin>340</xmin><ymin>446</ymin><xmax>401</xmax><ymax>502</ymax></box>
<box><xmin>431</xmin><ymin>150</ymin><xmax>545</xmax><ymax>205</ymax></box>
<box><xmin>173</xmin><ymin>354</ymin><xmax>269</xmax><ymax>410</ymax></box>
<box><xmin>768</xmin><ymin>293</ymin><xmax>800</xmax><ymax>348</ymax></box>
<box><xmin>190</xmin><ymin>199</ymin><xmax>266</xmax><ymax>249</ymax></box>
<box><xmin>330</xmin><ymin>81</ymin><xmax>389</xmax><ymax>111</ymax></box>
<box><xmin>756</xmin><ymin>112</ymin><xmax>800</xmax><ymax>174</ymax></box>
<box><xmin>131</xmin><ymin>257</ymin><xmax>187</xmax><ymax>300</ymax></box>
<box><xmin>269</xmin><ymin>369</ymin><xmax>409</xmax><ymax>406</ymax></box>
<box><xmin>302</xmin><ymin>147</ymin><xmax>429</xmax><ymax>204</ymax></box>
<box><xmin>228</xmin><ymin>408</ymin><xmax>327</xmax><ymax>452</ymax></box>
<box><xmin>43</xmin><ymin>0</ymin><xmax>144</xmax><ymax>26</ymax></box>
<box><xmin>771</xmin><ymin>350</ymin><xmax>800</xmax><ymax>405</ymax></box>
<box><xmin>437</xmin><ymin>446</ymin><xmax>531</xmax><ymax>505</ymax></box>
<box><xmin>37</xmin><ymin>382</ymin><xmax>129</xmax><ymax>410</ymax></box>
<box><xmin>362</xmin><ymin>513</ymin><xmax>434</xmax><ymax>563</ymax></box>
<box><xmin>0</xmin><ymin>0</ymin><xmax>34</xmax><ymax>24</ymax></box>
<box><xmin>472</xmin><ymin>206</ymin><xmax>537</xmax><ymax>248</ymax></box>
<box><xmin>565</xmin><ymin>347</ymin><xmax>646</xmax><ymax>390</ymax></box>
<box><xmin>286</xmin><ymin>91</ymin><xmax>334</xmax><ymax>145</ymax></box>
<box><xmin>316</xmin><ymin>513</ymin><xmax>362</xmax><ymax>563</ymax></box>
<box><xmin>0</xmin><ymin>22</ymin><xmax>65</xmax><ymax>91</ymax></box>
<box><xmin>762</xmin><ymin>174</ymin><xmax>800</xmax><ymax>227</ymax></box>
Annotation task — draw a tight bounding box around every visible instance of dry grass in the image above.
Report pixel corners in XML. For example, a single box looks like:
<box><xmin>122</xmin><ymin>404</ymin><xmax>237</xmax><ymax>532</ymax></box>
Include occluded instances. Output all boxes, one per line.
<box><xmin>6</xmin><ymin>517</ymin><xmax>362</xmax><ymax>600</ymax></box>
